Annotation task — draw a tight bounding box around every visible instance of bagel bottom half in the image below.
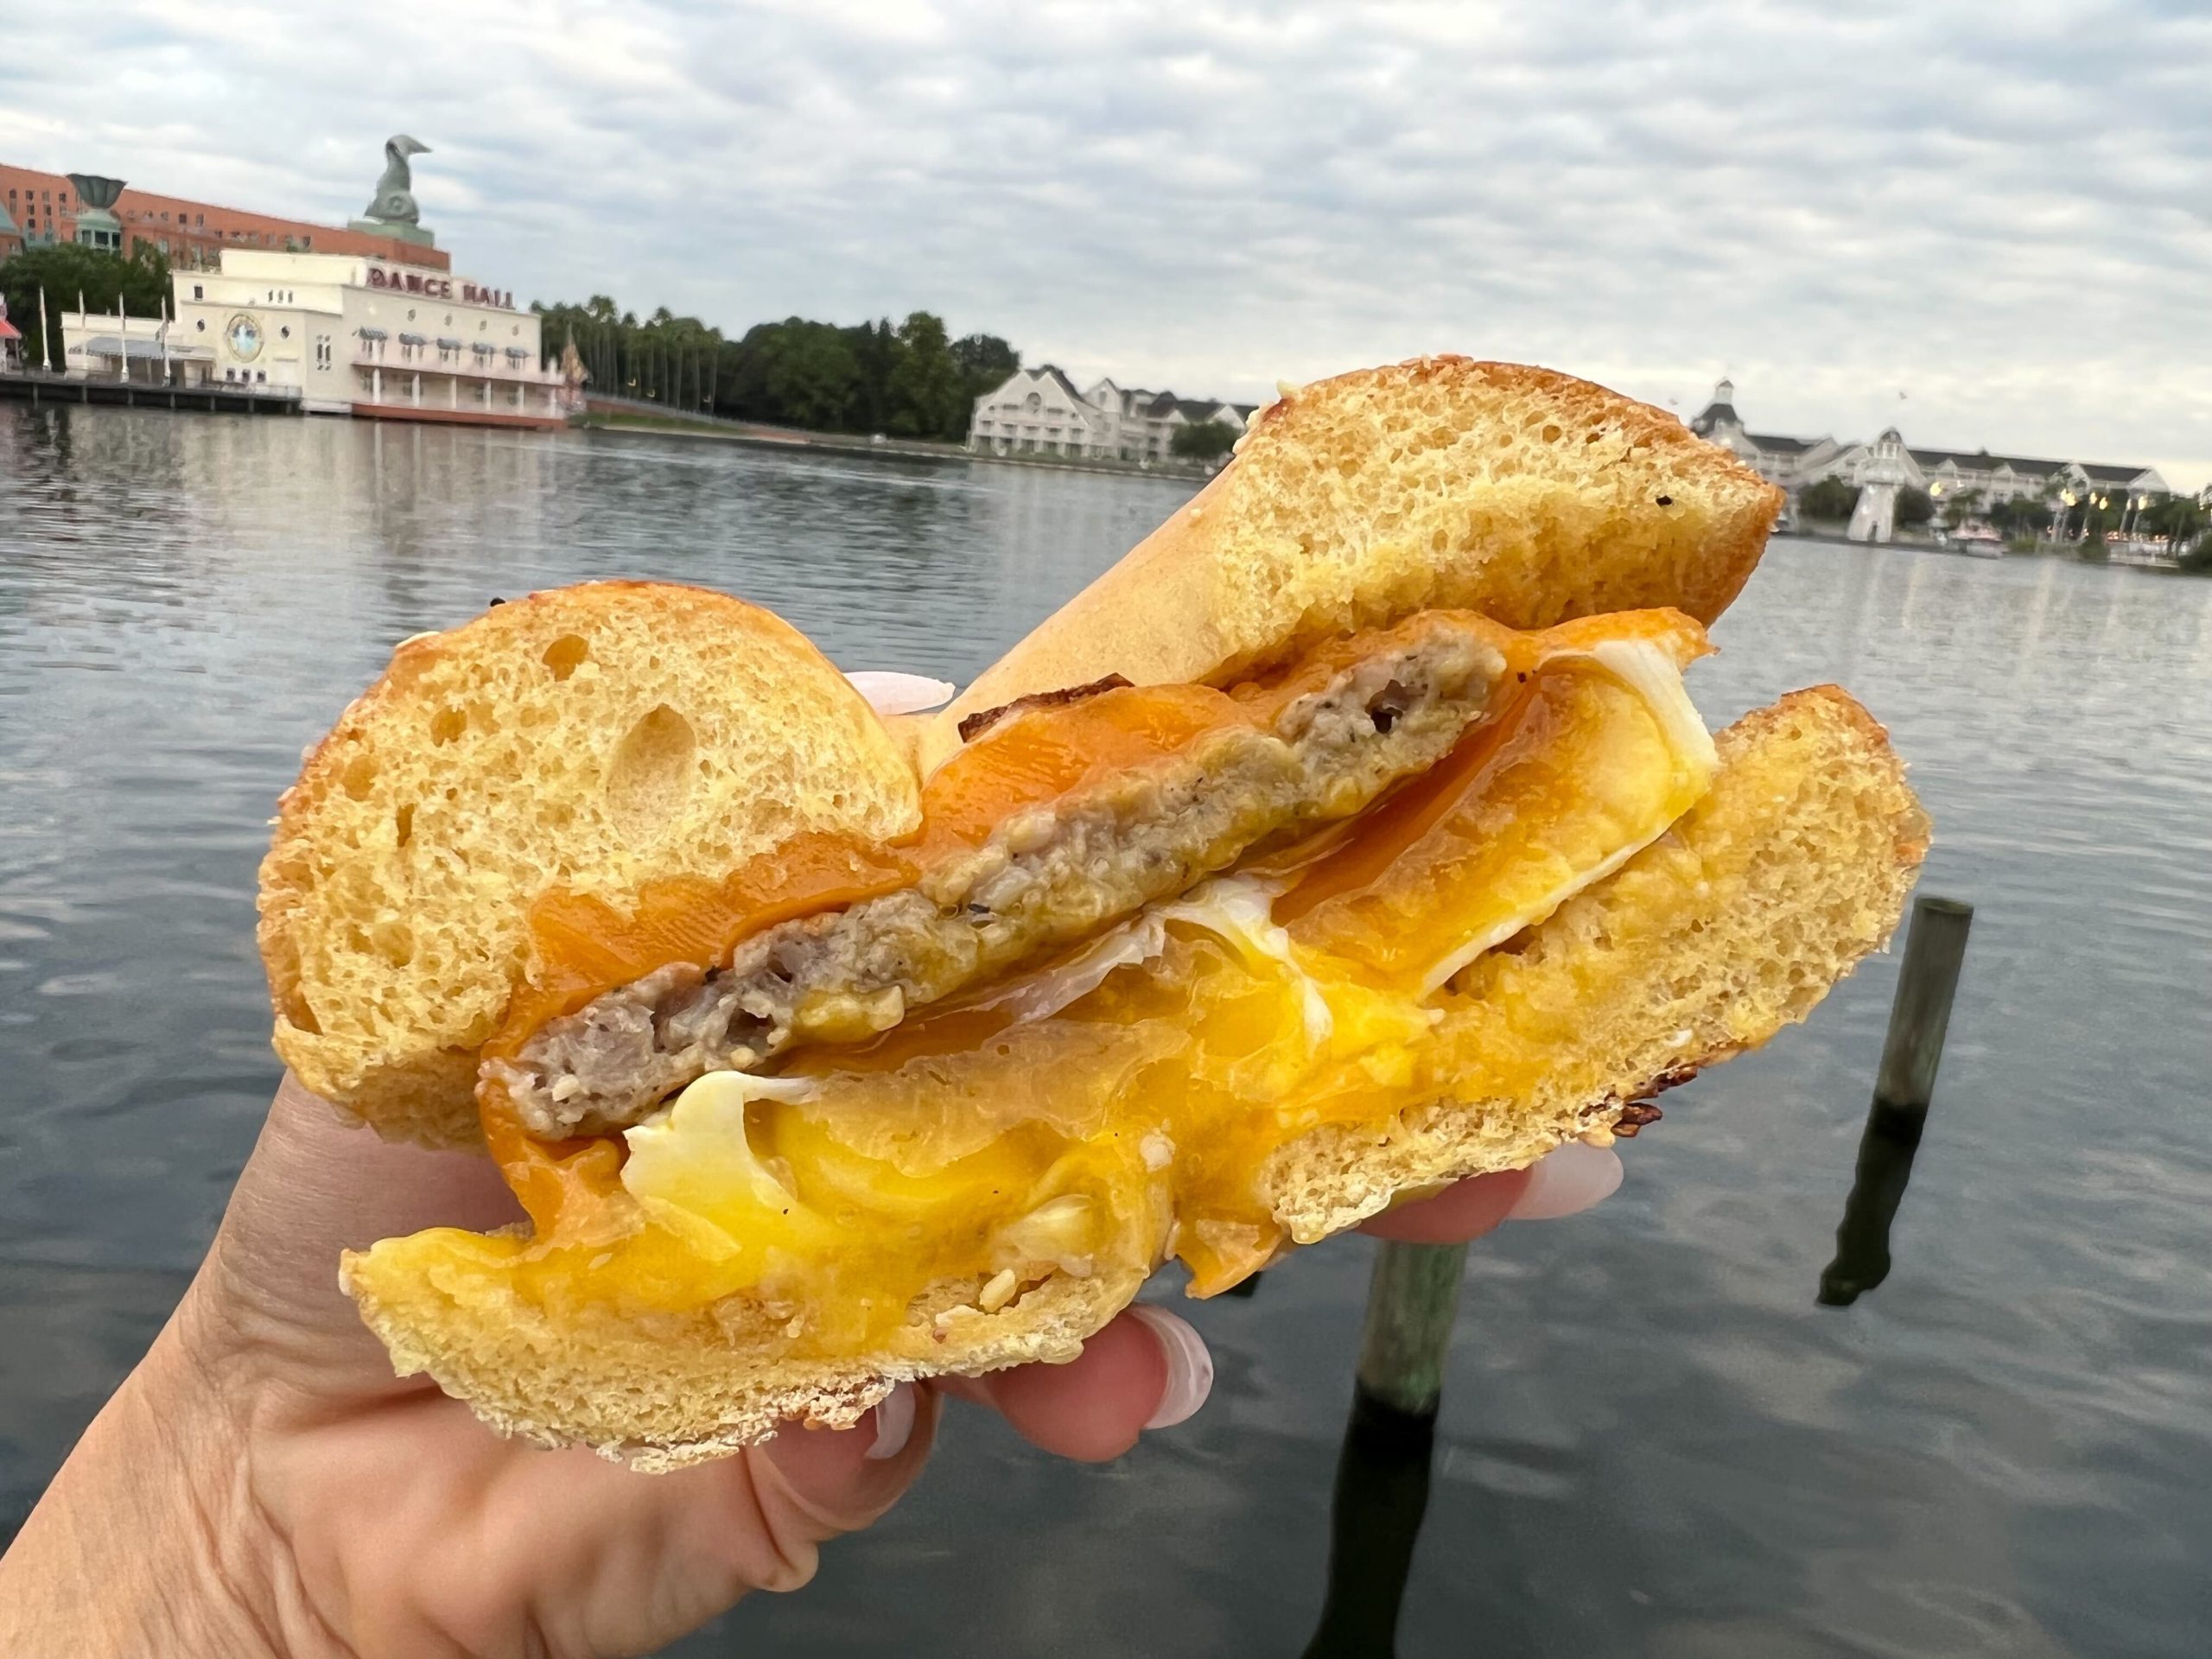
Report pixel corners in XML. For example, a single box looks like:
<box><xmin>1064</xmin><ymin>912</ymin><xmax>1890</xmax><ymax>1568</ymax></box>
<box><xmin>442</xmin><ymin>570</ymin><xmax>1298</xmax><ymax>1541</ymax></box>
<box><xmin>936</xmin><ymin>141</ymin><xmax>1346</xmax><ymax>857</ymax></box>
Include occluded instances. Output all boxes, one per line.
<box><xmin>343</xmin><ymin>685</ymin><xmax>1927</xmax><ymax>1469</ymax></box>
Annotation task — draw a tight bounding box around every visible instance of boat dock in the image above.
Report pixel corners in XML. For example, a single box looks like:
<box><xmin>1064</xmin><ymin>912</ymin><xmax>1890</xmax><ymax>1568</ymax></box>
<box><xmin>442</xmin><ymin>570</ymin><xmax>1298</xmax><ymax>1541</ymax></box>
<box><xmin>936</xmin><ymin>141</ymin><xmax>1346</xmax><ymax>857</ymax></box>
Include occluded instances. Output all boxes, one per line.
<box><xmin>0</xmin><ymin>371</ymin><xmax>302</xmax><ymax>416</ymax></box>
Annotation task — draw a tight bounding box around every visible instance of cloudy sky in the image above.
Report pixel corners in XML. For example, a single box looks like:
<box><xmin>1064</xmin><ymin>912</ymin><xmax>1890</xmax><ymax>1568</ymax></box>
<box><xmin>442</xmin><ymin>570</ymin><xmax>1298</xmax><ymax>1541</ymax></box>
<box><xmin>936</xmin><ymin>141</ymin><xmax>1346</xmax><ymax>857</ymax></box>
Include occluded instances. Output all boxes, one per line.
<box><xmin>6</xmin><ymin>1</ymin><xmax>2211</xmax><ymax>483</ymax></box>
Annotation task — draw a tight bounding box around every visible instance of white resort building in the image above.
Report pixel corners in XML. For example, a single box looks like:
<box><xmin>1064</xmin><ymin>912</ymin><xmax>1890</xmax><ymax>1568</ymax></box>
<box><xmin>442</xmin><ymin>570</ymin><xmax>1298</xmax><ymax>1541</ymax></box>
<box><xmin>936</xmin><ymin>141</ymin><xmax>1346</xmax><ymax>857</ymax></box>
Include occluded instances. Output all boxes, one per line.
<box><xmin>968</xmin><ymin>365</ymin><xmax>1256</xmax><ymax>461</ymax></box>
<box><xmin>1688</xmin><ymin>378</ymin><xmax>2168</xmax><ymax>515</ymax></box>
<box><xmin>60</xmin><ymin>248</ymin><xmax>570</xmax><ymax>429</ymax></box>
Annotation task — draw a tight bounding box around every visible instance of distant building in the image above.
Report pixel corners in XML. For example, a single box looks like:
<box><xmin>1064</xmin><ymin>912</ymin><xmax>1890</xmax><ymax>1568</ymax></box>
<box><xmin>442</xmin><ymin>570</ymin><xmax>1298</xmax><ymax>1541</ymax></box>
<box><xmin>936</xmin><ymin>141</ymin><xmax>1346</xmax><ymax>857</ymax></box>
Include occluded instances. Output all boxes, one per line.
<box><xmin>1688</xmin><ymin>378</ymin><xmax>1846</xmax><ymax>489</ymax></box>
<box><xmin>1686</xmin><ymin>378</ymin><xmax>2169</xmax><ymax>512</ymax></box>
<box><xmin>0</xmin><ymin>162</ymin><xmax>449</xmax><ymax>271</ymax></box>
<box><xmin>969</xmin><ymin>365</ymin><xmax>1255</xmax><ymax>461</ymax></box>
<box><xmin>60</xmin><ymin>248</ymin><xmax>564</xmax><ymax>427</ymax></box>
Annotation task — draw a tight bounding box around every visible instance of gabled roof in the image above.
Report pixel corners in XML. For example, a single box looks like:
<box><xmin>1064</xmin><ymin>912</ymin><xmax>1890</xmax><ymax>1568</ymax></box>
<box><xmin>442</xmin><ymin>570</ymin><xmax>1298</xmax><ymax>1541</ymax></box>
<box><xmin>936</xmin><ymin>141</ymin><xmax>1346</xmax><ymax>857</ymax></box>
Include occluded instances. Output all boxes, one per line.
<box><xmin>1688</xmin><ymin>400</ymin><xmax>1738</xmax><ymax>435</ymax></box>
<box><xmin>1033</xmin><ymin>364</ymin><xmax>1089</xmax><ymax>410</ymax></box>
<box><xmin>1745</xmin><ymin>431</ymin><xmax>1814</xmax><ymax>455</ymax></box>
<box><xmin>1910</xmin><ymin>446</ymin><xmax>2044</xmax><ymax>475</ymax></box>
<box><xmin>2078</xmin><ymin>460</ymin><xmax>2156</xmax><ymax>485</ymax></box>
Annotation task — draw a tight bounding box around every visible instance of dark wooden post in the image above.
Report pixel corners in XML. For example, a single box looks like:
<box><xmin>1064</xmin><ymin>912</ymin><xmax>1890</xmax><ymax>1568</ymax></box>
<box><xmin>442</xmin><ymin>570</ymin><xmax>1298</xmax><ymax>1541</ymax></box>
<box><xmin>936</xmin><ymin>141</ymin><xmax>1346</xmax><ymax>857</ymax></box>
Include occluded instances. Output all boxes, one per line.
<box><xmin>1820</xmin><ymin>894</ymin><xmax>1972</xmax><ymax>1306</ymax></box>
<box><xmin>1875</xmin><ymin>895</ymin><xmax>1973</xmax><ymax>1114</ymax></box>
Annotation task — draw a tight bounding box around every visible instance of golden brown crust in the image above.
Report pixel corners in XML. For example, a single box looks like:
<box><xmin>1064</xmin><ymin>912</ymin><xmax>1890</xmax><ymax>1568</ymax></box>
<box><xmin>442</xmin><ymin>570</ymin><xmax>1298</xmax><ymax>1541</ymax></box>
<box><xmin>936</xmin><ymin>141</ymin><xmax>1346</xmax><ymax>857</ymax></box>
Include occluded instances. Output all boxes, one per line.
<box><xmin>258</xmin><ymin>582</ymin><xmax>920</xmax><ymax>1147</ymax></box>
<box><xmin>922</xmin><ymin>359</ymin><xmax>1781</xmax><ymax>771</ymax></box>
<box><xmin>342</xmin><ymin>685</ymin><xmax>1924</xmax><ymax>1464</ymax></box>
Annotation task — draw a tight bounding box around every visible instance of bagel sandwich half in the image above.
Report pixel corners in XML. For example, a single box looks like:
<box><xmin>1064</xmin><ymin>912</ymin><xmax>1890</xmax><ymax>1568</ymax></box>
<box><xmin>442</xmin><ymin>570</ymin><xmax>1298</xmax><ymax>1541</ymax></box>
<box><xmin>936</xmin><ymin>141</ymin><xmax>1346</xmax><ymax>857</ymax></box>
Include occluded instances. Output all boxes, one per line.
<box><xmin>257</xmin><ymin>359</ymin><xmax>1928</xmax><ymax>1466</ymax></box>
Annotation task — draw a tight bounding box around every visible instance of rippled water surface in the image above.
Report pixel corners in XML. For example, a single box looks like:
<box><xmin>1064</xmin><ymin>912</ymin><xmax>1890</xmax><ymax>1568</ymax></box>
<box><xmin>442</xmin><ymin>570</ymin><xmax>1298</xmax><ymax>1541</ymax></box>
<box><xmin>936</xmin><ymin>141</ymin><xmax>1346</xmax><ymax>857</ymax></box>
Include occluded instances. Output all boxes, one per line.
<box><xmin>3</xmin><ymin>408</ymin><xmax>2209</xmax><ymax>1656</ymax></box>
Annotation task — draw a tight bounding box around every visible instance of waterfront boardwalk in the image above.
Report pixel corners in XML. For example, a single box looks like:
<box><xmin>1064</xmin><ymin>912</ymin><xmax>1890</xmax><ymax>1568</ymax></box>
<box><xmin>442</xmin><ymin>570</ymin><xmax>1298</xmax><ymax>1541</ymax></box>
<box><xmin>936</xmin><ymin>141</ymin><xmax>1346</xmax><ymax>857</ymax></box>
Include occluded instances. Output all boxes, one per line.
<box><xmin>0</xmin><ymin>370</ymin><xmax>302</xmax><ymax>416</ymax></box>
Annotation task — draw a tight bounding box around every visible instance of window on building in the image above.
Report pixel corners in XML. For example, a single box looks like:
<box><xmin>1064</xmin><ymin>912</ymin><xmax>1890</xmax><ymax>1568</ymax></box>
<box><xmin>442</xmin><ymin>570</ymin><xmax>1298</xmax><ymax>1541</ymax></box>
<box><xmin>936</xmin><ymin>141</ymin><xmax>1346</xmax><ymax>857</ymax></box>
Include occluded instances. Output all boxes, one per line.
<box><xmin>302</xmin><ymin>236</ymin><xmax>311</xmax><ymax>250</ymax></box>
<box><xmin>192</xmin><ymin>284</ymin><xmax>203</xmax><ymax>300</ymax></box>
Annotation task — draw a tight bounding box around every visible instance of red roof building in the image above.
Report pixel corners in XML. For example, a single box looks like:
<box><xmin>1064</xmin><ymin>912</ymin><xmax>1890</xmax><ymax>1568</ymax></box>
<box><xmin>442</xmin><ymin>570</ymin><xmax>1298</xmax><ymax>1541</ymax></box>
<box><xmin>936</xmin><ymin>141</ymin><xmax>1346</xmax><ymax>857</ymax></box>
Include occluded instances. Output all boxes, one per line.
<box><xmin>0</xmin><ymin>164</ymin><xmax>449</xmax><ymax>272</ymax></box>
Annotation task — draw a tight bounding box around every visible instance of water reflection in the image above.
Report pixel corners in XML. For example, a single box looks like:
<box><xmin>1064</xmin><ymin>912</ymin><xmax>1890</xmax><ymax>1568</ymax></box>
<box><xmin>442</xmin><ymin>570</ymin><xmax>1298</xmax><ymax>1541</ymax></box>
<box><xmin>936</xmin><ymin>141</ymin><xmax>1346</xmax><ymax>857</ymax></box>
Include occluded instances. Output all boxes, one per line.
<box><xmin>1300</xmin><ymin>1393</ymin><xmax>1437</xmax><ymax>1658</ymax></box>
<box><xmin>1818</xmin><ymin>1096</ymin><xmax>1931</xmax><ymax>1306</ymax></box>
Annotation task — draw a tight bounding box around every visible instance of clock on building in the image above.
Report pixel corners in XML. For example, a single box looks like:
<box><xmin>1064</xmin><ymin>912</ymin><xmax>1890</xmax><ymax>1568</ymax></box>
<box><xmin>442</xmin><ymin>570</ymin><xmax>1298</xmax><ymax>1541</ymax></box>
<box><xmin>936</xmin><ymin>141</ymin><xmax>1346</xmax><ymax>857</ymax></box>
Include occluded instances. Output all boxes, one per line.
<box><xmin>226</xmin><ymin>314</ymin><xmax>264</xmax><ymax>362</ymax></box>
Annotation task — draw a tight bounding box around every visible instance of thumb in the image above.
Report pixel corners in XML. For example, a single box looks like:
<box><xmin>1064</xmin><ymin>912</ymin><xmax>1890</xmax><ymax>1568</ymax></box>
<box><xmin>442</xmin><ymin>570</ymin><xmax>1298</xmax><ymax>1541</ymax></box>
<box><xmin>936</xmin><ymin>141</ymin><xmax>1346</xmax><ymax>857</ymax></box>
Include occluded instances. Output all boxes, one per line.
<box><xmin>619</xmin><ymin>1389</ymin><xmax>940</xmax><ymax>1644</ymax></box>
<box><xmin>743</xmin><ymin>1385</ymin><xmax>940</xmax><ymax>1581</ymax></box>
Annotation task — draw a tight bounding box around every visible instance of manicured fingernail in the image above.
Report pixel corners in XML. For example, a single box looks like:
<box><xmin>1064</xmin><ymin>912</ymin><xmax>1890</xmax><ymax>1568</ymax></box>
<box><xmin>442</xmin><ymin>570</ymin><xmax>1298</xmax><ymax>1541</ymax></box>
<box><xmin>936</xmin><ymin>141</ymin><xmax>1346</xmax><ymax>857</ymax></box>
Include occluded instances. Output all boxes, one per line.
<box><xmin>1128</xmin><ymin>1303</ymin><xmax>1215</xmax><ymax>1430</ymax></box>
<box><xmin>865</xmin><ymin>1382</ymin><xmax>916</xmax><ymax>1460</ymax></box>
<box><xmin>1507</xmin><ymin>1141</ymin><xmax>1624</xmax><ymax>1222</ymax></box>
<box><xmin>846</xmin><ymin>671</ymin><xmax>956</xmax><ymax>715</ymax></box>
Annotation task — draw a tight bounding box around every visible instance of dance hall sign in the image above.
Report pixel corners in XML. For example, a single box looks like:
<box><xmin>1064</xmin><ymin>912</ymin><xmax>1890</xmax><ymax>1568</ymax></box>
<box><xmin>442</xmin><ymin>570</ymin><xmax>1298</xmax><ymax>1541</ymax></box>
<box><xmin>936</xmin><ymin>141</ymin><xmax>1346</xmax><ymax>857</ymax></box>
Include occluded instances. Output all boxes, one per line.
<box><xmin>364</xmin><ymin>265</ymin><xmax>515</xmax><ymax>309</ymax></box>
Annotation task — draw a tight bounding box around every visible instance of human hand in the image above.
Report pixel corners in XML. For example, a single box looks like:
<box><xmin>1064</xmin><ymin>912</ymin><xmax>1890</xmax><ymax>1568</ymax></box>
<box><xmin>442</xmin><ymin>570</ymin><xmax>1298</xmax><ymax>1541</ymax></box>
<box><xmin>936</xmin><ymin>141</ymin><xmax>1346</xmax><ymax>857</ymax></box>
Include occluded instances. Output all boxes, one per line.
<box><xmin>0</xmin><ymin>1072</ymin><xmax>1619</xmax><ymax>1657</ymax></box>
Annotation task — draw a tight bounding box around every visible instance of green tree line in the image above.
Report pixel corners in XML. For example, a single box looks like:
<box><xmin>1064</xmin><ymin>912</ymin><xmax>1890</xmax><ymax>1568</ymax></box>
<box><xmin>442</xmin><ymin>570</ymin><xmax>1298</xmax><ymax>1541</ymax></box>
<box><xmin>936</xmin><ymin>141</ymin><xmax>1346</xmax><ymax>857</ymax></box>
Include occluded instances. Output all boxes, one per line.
<box><xmin>532</xmin><ymin>297</ymin><xmax>1018</xmax><ymax>444</ymax></box>
<box><xmin>0</xmin><ymin>242</ymin><xmax>174</xmax><ymax>370</ymax></box>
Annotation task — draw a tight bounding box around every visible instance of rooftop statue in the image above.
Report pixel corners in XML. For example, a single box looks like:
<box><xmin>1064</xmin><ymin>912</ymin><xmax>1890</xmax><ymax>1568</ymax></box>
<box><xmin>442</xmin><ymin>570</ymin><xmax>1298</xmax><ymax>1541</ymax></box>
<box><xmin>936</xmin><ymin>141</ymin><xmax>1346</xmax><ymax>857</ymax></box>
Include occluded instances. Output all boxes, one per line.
<box><xmin>363</xmin><ymin>136</ymin><xmax>430</xmax><ymax>227</ymax></box>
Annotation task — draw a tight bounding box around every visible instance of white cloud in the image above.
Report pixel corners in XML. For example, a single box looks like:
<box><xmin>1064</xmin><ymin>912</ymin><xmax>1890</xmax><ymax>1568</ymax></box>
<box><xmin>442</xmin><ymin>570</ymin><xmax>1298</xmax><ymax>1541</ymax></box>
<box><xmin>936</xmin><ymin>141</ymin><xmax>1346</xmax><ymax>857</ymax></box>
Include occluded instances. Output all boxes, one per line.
<box><xmin>4</xmin><ymin>0</ymin><xmax>2211</xmax><ymax>483</ymax></box>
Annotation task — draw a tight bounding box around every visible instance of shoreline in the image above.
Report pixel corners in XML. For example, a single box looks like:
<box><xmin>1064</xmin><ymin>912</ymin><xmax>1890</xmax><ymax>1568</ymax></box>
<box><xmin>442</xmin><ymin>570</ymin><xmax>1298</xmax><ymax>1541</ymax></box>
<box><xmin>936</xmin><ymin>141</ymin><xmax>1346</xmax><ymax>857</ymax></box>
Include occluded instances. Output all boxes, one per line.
<box><xmin>574</xmin><ymin>405</ymin><xmax>1217</xmax><ymax>481</ymax></box>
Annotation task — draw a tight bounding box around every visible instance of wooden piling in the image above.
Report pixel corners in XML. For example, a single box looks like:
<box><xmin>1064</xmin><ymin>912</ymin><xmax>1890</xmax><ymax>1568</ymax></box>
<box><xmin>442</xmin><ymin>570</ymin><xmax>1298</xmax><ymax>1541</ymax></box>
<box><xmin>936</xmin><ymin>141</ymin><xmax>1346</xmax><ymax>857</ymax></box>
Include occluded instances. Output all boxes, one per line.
<box><xmin>1354</xmin><ymin>1240</ymin><xmax>1470</xmax><ymax>1418</ymax></box>
<box><xmin>1875</xmin><ymin>895</ymin><xmax>1973</xmax><ymax>1113</ymax></box>
<box><xmin>1819</xmin><ymin>893</ymin><xmax>1972</xmax><ymax>1306</ymax></box>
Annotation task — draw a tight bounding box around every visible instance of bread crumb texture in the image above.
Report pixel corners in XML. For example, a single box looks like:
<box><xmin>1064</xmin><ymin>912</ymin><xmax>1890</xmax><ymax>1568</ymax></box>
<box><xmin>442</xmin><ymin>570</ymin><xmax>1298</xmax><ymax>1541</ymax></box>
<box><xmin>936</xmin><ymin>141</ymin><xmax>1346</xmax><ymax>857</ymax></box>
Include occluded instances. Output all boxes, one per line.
<box><xmin>934</xmin><ymin>358</ymin><xmax>1783</xmax><ymax>751</ymax></box>
<box><xmin>345</xmin><ymin>685</ymin><xmax>1923</xmax><ymax>1465</ymax></box>
<box><xmin>258</xmin><ymin>582</ymin><xmax>919</xmax><ymax>1147</ymax></box>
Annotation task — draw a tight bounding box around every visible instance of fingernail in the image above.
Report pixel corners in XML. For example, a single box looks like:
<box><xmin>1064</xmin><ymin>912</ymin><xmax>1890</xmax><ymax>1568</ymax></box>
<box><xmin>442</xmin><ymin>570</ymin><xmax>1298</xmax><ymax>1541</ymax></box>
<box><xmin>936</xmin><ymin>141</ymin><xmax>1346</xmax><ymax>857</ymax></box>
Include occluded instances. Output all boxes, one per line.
<box><xmin>1506</xmin><ymin>1141</ymin><xmax>1624</xmax><ymax>1222</ymax></box>
<box><xmin>865</xmin><ymin>1382</ymin><xmax>916</xmax><ymax>1460</ymax></box>
<box><xmin>846</xmin><ymin>671</ymin><xmax>957</xmax><ymax>715</ymax></box>
<box><xmin>1128</xmin><ymin>1303</ymin><xmax>1215</xmax><ymax>1430</ymax></box>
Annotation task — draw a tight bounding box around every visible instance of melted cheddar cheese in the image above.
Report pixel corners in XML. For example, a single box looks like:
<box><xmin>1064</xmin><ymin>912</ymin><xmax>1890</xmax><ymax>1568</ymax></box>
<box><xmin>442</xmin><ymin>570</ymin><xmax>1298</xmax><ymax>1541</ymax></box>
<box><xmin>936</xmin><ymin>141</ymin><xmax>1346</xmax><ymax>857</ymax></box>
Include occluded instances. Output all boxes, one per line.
<box><xmin>386</xmin><ymin>609</ymin><xmax>1714</xmax><ymax>1351</ymax></box>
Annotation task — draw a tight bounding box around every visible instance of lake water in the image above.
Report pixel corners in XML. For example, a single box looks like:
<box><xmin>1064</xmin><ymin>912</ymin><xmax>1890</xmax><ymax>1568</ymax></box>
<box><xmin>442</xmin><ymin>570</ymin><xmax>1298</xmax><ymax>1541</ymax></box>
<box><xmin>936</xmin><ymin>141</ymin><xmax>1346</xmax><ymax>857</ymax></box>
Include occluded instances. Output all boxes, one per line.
<box><xmin>3</xmin><ymin>407</ymin><xmax>2209</xmax><ymax>1656</ymax></box>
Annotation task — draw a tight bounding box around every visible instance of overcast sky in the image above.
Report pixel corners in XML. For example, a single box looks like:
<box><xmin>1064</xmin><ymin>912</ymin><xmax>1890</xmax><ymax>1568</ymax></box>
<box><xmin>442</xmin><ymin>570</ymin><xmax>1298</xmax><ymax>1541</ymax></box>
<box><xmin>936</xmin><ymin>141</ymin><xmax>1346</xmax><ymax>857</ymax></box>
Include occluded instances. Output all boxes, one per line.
<box><xmin>5</xmin><ymin>1</ymin><xmax>2210</xmax><ymax>484</ymax></box>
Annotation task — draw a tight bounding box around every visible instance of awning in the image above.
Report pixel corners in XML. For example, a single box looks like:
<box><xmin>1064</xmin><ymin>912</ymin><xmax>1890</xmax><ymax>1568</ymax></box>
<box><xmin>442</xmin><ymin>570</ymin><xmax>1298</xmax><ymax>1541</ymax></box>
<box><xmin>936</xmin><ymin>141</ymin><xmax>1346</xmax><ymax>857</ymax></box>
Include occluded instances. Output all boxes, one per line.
<box><xmin>0</xmin><ymin>318</ymin><xmax>20</xmax><ymax>342</ymax></box>
<box><xmin>358</xmin><ymin>326</ymin><xmax>389</xmax><ymax>341</ymax></box>
<box><xmin>503</xmin><ymin>345</ymin><xmax>531</xmax><ymax>359</ymax></box>
<box><xmin>80</xmin><ymin>335</ymin><xmax>174</xmax><ymax>360</ymax></box>
<box><xmin>435</xmin><ymin>336</ymin><xmax>463</xmax><ymax>350</ymax></box>
<box><xmin>470</xmin><ymin>340</ymin><xmax>496</xmax><ymax>355</ymax></box>
<box><xmin>397</xmin><ymin>332</ymin><xmax>427</xmax><ymax>346</ymax></box>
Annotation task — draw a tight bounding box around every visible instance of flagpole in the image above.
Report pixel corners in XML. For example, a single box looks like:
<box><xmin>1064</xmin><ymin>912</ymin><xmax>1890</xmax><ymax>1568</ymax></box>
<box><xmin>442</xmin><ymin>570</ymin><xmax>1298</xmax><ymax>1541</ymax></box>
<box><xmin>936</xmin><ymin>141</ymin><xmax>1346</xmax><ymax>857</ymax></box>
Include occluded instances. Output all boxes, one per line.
<box><xmin>39</xmin><ymin>283</ymin><xmax>54</xmax><ymax>374</ymax></box>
